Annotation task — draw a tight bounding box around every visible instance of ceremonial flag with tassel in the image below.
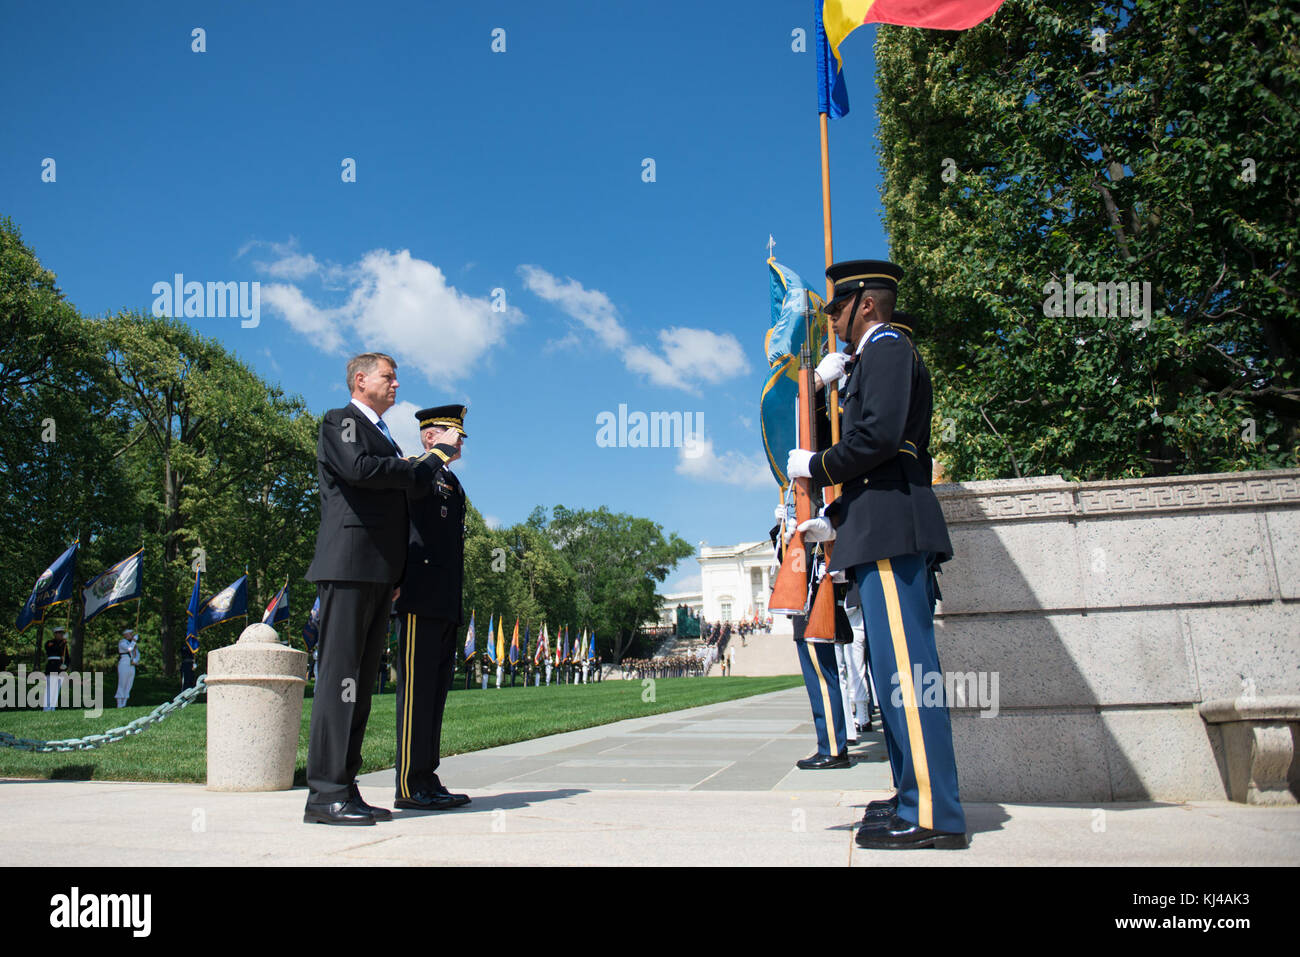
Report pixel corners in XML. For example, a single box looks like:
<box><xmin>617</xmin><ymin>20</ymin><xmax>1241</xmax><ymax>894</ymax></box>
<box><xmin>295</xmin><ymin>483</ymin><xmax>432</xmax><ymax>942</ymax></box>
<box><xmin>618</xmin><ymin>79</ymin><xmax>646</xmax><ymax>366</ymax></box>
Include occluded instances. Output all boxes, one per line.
<box><xmin>464</xmin><ymin>610</ymin><xmax>477</xmax><ymax>661</ymax></box>
<box><xmin>196</xmin><ymin>575</ymin><xmax>248</xmax><ymax>632</ymax></box>
<box><xmin>262</xmin><ymin>580</ymin><xmax>290</xmax><ymax>626</ymax></box>
<box><xmin>185</xmin><ymin>570</ymin><xmax>202</xmax><ymax>654</ymax></box>
<box><xmin>82</xmin><ymin>549</ymin><xmax>144</xmax><ymax>624</ymax></box>
<box><xmin>762</xmin><ymin>259</ymin><xmax>826</xmax><ymax>487</ymax></box>
<box><xmin>303</xmin><ymin>595</ymin><xmax>321</xmax><ymax>652</ymax></box>
<box><xmin>16</xmin><ymin>541</ymin><xmax>78</xmax><ymax>632</ymax></box>
<box><xmin>484</xmin><ymin>613</ymin><xmax>495</xmax><ymax>663</ymax></box>
<box><xmin>496</xmin><ymin>616</ymin><xmax>506</xmax><ymax>665</ymax></box>
<box><xmin>509</xmin><ymin>618</ymin><xmax>520</xmax><ymax>665</ymax></box>
<box><xmin>534</xmin><ymin>622</ymin><xmax>549</xmax><ymax>664</ymax></box>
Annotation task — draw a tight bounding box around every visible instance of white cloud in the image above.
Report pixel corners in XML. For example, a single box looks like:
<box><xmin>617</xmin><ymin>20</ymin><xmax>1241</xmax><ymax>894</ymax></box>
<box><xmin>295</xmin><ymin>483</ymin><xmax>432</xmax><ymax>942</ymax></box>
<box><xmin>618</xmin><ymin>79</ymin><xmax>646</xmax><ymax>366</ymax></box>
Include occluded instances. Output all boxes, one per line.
<box><xmin>519</xmin><ymin>265</ymin><xmax>748</xmax><ymax>393</ymax></box>
<box><xmin>260</xmin><ymin>283</ymin><xmax>345</xmax><ymax>353</ymax></box>
<box><xmin>519</xmin><ymin>264</ymin><xmax>628</xmax><ymax>350</ymax></box>
<box><xmin>250</xmin><ymin>243</ymin><xmax>522</xmax><ymax>387</ymax></box>
<box><xmin>484</xmin><ymin>515</ymin><xmax>501</xmax><ymax>529</ymax></box>
<box><xmin>625</xmin><ymin>327</ymin><xmax>748</xmax><ymax>392</ymax></box>
<box><xmin>675</xmin><ymin>436</ymin><xmax>771</xmax><ymax>488</ymax></box>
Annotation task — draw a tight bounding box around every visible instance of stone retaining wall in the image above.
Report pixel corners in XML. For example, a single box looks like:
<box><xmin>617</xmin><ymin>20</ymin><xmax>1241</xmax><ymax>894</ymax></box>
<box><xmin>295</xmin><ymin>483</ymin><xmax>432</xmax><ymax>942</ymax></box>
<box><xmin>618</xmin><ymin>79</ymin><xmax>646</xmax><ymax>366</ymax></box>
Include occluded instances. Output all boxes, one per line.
<box><xmin>933</xmin><ymin>469</ymin><xmax>1299</xmax><ymax>802</ymax></box>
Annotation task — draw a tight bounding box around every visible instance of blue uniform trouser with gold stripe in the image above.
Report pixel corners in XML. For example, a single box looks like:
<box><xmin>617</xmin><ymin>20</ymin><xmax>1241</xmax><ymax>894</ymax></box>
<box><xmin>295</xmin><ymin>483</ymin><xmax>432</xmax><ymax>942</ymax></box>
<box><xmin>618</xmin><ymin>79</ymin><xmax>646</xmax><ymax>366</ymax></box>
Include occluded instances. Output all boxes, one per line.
<box><xmin>395</xmin><ymin>614</ymin><xmax>457</xmax><ymax>800</ymax></box>
<box><xmin>853</xmin><ymin>554</ymin><xmax>965</xmax><ymax>834</ymax></box>
<box><xmin>796</xmin><ymin>638</ymin><xmax>847</xmax><ymax>758</ymax></box>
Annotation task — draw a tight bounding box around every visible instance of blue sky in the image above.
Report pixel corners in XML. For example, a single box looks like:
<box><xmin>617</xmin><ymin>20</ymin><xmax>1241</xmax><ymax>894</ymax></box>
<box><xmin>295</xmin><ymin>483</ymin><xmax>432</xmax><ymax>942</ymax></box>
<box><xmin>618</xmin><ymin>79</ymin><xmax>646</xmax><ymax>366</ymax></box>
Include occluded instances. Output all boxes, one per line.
<box><xmin>1</xmin><ymin>1</ymin><xmax>890</xmax><ymax>593</ymax></box>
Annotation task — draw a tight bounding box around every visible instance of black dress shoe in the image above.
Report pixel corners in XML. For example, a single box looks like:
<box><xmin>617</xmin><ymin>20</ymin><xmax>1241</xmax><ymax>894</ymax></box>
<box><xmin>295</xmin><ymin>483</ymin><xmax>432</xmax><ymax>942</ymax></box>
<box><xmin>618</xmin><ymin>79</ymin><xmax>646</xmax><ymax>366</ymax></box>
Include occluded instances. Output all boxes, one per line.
<box><xmin>394</xmin><ymin>790</ymin><xmax>461</xmax><ymax>811</ymax></box>
<box><xmin>430</xmin><ymin>776</ymin><xmax>471</xmax><ymax>807</ymax></box>
<box><xmin>867</xmin><ymin>794</ymin><xmax>899</xmax><ymax>811</ymax></box>
<box><xmin>303</xmin><ymin>800</ymin><xmax>376</xmax><ymax>826</ymax></box>
<box><xmin>855</xmin><ymin>813</ymin><xmax>968</xmax><ymax>850</ymax></box>
<box><xmin>348</xmin><ymin>784</ymin><xmax>392</xmax><ymax>821</ymax></box>
<box><xmin>795</xmin><ymin>752</ymin><xmax>851</xmax><ymax>770</ymax></box>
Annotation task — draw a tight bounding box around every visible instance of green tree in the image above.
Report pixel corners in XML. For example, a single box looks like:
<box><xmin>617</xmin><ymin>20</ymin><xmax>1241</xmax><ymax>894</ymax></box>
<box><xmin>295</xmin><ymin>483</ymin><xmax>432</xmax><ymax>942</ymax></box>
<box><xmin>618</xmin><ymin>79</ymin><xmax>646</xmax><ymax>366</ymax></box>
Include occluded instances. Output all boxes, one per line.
<box><xmin>101</xmin><ymin>311</ymin><xmax>319</xmax><ymax>675</ymax></box>
<box><xmin>0</xmin><ymin>219</ymin><xmax>146</xmax><ymax>670</ymax></box>
<box><xmin>875</xmin><ymin>0</ymin><xmax>1299</xmax><ymax>480</ymax></box>
<box><xmin>543</xmin><ymin>506</ymin><xmax>693</xmax><ymax>662</ymax></box>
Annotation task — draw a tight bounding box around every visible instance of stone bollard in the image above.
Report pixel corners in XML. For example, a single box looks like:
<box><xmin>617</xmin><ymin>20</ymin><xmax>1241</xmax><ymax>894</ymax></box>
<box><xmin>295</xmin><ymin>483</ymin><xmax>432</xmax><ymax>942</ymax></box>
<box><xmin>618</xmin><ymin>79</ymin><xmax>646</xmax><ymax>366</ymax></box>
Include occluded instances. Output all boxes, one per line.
<box><xmin>205</xmin><ymin>622</ymin><xmax>308</xmax><ymax>791</ymax></box>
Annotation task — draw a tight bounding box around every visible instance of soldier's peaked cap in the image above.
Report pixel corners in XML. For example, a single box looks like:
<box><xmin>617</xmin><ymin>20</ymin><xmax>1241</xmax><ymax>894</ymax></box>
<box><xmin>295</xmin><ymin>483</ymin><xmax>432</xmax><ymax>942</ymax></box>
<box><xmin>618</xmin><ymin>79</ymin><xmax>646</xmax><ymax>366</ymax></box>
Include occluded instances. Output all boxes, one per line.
<box><xmin>417</xmin><ymin>404</ymin><xmax>468</xmax><ymax>438</ymax></box>
<box><xmin>825</xmin><ymin>259</ymin><xmax>903</xmax><ymax>308</ymax></box>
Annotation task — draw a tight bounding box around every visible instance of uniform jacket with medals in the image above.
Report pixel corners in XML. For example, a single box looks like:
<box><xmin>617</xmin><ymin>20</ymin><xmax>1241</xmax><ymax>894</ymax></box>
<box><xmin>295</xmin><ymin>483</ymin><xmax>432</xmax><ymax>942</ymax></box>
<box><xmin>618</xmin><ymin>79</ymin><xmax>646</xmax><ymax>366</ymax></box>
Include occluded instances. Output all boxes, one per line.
<box><xmin>394</xmin><ymin>462</ymin><xmax>466</xmax><ymax>624</ymax></box>
<box><xmin>808</xmin><ymin>322</ymin><xmax>953</xmax><ymax>572</ymax></box>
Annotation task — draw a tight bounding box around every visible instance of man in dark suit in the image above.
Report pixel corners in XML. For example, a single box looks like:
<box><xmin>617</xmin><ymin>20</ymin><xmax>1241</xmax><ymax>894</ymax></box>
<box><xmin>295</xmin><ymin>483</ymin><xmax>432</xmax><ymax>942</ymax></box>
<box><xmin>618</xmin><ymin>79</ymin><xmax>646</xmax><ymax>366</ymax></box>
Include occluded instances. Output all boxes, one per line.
<box><xmin>788</xmin><ymin>260</ymin><xmax>967</xmax><ymax>850</ymax></box>
<box><xmin>393</xmin><ymin>405</ymin><xmax>472</xmax><ymax>811</ymax></box>
<box><xmin>303</xmin><ymin>352</ymin><xmax>452</xmax><ymax>826</ymax></box>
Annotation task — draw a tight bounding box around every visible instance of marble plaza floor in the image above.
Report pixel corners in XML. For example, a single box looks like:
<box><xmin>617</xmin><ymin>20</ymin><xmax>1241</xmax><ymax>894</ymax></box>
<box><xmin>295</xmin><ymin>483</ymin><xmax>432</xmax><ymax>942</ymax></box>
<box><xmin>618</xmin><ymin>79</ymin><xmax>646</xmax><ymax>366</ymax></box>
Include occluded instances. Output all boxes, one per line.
<box><xmin>1</xmin><ymin>688</ymin><xmax>1297</xmax><ymax>866</ymax></box>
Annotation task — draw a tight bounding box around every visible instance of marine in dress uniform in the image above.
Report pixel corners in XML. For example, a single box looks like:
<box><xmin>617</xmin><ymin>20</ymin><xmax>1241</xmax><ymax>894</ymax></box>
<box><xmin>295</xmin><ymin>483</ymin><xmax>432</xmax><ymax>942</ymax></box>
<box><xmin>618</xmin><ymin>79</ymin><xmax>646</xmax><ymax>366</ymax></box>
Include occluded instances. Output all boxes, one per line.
<box><xmin>43</xmin><ymin>626</ymin><xmax>69</xmax><ymax>711</ymax></box>
<box><xmin>393</xmin><ymin>405</ymin><xmax>473</xmax><ymax>812</ymax></box>
<box><xmin>788</xmin><ymin>260</ymin><xmax>967</xmax><ymax>850</ymax></box>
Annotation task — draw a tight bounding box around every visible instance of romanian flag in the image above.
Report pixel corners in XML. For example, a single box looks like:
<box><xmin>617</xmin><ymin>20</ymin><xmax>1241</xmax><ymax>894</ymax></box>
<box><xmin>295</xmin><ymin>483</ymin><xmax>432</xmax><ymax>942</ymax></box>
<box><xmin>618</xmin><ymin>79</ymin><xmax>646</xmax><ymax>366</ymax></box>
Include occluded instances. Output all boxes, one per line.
<box><xmin>509</xmin><ymin>618</ymin><xmax>520</xmax><ymax>665</ymax></box>
<box><xmin>824</xmin><ymin>0</ymin><xmax>1005</xmax><ymax>53</ymax></box>
<box><xmin>820</xmin><ymin>0</ymin><xmax>1006</xmax><ymax>115</ymax></box>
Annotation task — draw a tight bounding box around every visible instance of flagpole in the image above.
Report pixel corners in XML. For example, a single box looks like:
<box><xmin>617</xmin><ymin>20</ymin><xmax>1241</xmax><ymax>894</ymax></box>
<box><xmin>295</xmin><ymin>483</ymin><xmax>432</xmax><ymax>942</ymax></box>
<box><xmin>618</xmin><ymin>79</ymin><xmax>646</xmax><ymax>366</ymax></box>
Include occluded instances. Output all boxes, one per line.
<box><xmin>819</xmin><ymin>111</ymin><xmax>842</xmax><ymax>451</ymax></box>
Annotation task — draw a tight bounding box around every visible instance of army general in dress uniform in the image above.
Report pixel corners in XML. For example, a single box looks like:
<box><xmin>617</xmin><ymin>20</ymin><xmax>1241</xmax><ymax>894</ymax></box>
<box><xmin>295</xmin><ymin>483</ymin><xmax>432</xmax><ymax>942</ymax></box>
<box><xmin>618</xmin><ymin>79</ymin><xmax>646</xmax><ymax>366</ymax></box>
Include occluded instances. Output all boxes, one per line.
<box><xmin>788</xmin><ymin>260</ymin><xmax>967</xmax><ymax>851</ymax></box>
<box><xmin>392</xmin><ymin>405</ymin><xmax>473</xmax><ymax>812</ymax></box>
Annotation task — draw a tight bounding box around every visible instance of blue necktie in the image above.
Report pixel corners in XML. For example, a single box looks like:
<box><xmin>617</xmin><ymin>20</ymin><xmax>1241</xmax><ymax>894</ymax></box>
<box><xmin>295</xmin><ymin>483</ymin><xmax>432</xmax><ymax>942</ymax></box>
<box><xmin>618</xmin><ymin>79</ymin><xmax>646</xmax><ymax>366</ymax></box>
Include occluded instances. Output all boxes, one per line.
<box><xmin>375</xmin><ymin>418</ymin><xmax>401</xmax><ymax>455</ymax></box>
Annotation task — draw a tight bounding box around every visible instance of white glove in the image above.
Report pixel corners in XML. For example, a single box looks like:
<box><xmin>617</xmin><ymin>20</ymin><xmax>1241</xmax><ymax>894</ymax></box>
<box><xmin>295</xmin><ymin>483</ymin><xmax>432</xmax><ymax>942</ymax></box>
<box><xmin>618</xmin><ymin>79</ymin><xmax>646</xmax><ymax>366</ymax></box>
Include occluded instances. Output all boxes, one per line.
<box><xmin>814</xmin><ymin>352</ymin><xmax>851</xmax><ymax>389</ymax></box>
<box><xmin>797</xmin><ymin>517</ymin><xmax>836</xmax><ymax>543</ymax></box>
<box><xmin>773</xmin><ymin>504</ymin><xmax>795</xmax><ymax>524</ymax></box>
<box><xmin>787</xmin><ymin>449</ymin><xmax>813</xmax><ymax>479</ymax></box>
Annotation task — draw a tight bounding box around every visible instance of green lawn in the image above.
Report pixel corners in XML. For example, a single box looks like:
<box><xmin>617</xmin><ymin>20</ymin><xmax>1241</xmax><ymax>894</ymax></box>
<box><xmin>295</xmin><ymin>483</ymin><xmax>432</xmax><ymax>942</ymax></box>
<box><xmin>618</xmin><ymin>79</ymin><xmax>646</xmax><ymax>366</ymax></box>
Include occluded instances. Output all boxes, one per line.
<box><xmin>0</xmin><ymin>675</ymin><xmax>800</xmax><ymax>783</ymax></box>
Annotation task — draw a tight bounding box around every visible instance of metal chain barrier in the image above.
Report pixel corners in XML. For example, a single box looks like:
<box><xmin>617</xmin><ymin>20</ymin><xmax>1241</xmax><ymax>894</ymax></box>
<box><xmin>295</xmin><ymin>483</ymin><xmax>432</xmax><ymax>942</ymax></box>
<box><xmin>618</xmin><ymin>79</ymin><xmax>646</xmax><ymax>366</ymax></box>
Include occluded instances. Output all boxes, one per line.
<box><xmin>0</xmin><ymin>675</ymin><xmax>208</xmax><ymax>753</ymax></box>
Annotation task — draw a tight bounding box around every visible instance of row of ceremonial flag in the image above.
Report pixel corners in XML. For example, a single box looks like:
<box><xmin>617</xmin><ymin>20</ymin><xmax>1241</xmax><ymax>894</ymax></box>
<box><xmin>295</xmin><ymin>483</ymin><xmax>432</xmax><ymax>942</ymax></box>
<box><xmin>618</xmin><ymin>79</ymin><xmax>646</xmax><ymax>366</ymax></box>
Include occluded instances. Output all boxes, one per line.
<box><xmin>16</xmin><ymin>542</ymin><xmax>597</xmax><ymax>664</ymax></box>
<box><xmin>16</xmin><ymin>541</ymin><xmax>295</xmax><ymax>654</ymax></box>
<box><xmin>462</xmin><ymin>613</ymin><xmax>598</xmax><ymax>667</ymax></box>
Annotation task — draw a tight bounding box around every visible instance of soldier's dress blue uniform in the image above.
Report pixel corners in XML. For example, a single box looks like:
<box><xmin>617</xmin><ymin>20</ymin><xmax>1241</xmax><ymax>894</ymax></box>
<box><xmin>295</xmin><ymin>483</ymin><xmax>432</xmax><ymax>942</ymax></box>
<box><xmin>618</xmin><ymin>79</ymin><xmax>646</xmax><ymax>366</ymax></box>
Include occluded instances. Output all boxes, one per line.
<box><xmin>392</xmin><ymin>406</ymin><xmax>471</xmax><ymax>809</ymax></box>
<box><xmin>807</xmin><ymin>262</ymin><xmax>966</xmax><ymax>844</ymax></box>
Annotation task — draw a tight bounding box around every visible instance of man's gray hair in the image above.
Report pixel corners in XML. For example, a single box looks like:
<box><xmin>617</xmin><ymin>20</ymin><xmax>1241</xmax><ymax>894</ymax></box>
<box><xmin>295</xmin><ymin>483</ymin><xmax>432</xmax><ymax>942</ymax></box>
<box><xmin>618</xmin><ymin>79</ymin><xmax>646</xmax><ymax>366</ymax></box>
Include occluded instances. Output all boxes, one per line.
<box><xmin>346</xmin><ymin>352</ymin><xmax>397</xmax><ymax>394</ymax></box>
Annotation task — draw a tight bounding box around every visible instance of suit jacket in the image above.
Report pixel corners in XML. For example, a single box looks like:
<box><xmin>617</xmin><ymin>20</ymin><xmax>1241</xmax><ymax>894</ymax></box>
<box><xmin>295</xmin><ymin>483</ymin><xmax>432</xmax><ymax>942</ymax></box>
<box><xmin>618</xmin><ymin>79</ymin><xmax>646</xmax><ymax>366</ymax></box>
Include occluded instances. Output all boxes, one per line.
<box><xmin>809</xmin><ymin>323</ymin><xmax>953</xmax><ymax>571</ymax></box>
<box><xmin>307</xmin><ymin>405</ymin><xmax>441</xmax><ymax>585</ymax></box>
<box><xmin>394</xmin><ymin>466</ymin><xmax>466</xmax><ymax>622</ymax></box>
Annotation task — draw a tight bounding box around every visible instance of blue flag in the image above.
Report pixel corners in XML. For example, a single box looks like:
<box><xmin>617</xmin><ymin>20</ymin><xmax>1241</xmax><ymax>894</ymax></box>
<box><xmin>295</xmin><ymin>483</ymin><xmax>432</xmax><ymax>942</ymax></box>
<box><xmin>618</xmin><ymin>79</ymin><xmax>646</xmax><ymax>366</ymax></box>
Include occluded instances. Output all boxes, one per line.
<box><xmin>815</xmin><ymin>1</ymin><xmax>850</xmax><ymax>117</ymax></box>
<box><xmin>303</xmin><ymin>595</ymin><xmax>320</xmax><ymax>652</ymax></box>
<box><xmin>484</xmin><ymin>613</ymin><xmax>496</xmax><ymax>663</ymax></box>
<box><xmin>196</xmin><ymin>575</ymin><xmax>248</xmax><ymax>633</ymax></box>
<box><xmin>186</xmin><ymin>570</ymin><xmax>202</xmax><ymax>653</ymax></box>
<box><xmin>16</xmin><ymin>541</ymin><xmax>78</xmax><ymax>632</ymax></box>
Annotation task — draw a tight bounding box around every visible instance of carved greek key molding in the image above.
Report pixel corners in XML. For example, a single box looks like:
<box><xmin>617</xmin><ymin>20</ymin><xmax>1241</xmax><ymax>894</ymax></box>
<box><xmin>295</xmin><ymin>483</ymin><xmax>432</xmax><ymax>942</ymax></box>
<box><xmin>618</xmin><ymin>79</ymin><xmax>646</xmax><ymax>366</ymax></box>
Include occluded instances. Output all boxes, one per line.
<box><xmin>937</xmin><ymin>470</ymin><xmax>1300</xmax><ymax>524</ymax></box>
